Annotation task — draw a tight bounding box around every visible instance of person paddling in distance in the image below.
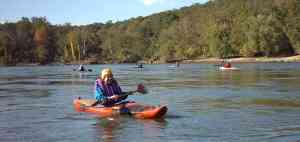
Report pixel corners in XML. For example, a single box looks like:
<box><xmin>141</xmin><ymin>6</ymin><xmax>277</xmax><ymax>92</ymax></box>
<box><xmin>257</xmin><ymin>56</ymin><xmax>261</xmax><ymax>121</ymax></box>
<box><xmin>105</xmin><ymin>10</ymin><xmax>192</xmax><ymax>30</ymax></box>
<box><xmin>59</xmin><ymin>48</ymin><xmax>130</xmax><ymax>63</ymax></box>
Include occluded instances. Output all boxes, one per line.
<box><xmin>176</xmin><ymin>61</ymin><xmax>180</xmax><ymax>67</ymax></box>
<box><xmin>91</xmin><ymin>68</ymin><xmax>128</xmax><ymax>107</ymax></box>
<box><xmin>223</xmin><ymin>62</ymin><xmax>232</xmax><ymax>68</ymax></box>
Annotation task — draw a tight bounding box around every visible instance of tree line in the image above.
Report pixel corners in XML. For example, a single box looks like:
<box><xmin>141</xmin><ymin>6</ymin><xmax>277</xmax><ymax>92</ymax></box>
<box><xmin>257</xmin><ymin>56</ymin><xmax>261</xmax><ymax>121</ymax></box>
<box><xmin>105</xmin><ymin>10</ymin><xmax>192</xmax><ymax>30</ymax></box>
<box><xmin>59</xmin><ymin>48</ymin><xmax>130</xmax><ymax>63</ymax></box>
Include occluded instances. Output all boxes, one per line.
<box><xmin>0</xmin><ymin>0</ymin><xmax>299</xmax><ymax>65</ymax></box>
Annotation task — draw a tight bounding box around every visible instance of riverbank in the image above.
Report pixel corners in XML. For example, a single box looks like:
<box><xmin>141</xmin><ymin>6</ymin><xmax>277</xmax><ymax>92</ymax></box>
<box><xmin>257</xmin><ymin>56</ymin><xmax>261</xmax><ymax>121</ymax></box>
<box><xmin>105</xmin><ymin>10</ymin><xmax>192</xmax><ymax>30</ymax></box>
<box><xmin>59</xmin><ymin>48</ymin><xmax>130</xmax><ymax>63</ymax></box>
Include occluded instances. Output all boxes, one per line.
<box><xmin>3</xmin><ymin>55</ymin><xmax>300</xmax><ymax>66</ymax></box>
<box><xmin>181</xmin><ymin>55</ymin><xmax>300</xmax><ymax>64</ymax></box>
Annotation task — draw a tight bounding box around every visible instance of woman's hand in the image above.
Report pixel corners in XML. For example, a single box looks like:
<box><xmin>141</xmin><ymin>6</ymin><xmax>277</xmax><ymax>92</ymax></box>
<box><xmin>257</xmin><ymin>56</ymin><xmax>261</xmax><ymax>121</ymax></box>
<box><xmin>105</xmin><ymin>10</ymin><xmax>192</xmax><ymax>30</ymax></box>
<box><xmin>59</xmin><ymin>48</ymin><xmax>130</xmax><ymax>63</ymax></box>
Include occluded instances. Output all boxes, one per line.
<box><xmin>109</xmin><ymin>95</ymin><xmax>119</xmax><ymax>100</ymax></box>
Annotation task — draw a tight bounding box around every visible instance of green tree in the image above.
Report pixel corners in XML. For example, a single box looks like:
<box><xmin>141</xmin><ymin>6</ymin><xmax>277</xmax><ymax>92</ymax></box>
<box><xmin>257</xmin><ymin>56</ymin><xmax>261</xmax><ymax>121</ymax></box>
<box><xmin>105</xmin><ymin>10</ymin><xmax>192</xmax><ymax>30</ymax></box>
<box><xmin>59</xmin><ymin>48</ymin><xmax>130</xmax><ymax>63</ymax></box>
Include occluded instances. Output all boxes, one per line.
<box><xmin>0</xmin><ymin>23</ymin><xmax>17</xmax><ymax>65</ymax></box>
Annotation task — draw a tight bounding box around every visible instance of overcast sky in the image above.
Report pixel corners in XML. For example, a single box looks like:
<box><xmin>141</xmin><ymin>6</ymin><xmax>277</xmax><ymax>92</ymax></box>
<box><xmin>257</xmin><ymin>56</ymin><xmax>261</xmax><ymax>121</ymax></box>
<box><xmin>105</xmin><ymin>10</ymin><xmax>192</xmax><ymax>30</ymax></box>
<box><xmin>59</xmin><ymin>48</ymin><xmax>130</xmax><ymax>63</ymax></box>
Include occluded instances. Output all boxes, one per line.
<box><xmin>0</xmin><ymin>0</ymin><xmax>209</xmax><ymax>25</ymax></box>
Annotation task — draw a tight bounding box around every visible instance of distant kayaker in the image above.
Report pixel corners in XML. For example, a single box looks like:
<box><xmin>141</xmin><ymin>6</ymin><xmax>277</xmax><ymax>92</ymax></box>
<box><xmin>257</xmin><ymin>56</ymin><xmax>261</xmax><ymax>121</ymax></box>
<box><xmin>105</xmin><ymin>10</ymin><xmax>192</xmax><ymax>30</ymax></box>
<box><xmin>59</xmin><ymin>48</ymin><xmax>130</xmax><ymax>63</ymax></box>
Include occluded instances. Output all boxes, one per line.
<box><xmin>78</xmin><ymin>64</ymin><xmax>86</xmax><ymax>72</ymax></box>
<box><xmin>176</xmin><ymin>61</ymin><xmax>180</xmax><ymax>67</ymax></box>
<box><xmin>223</xmin><ymin>62</ymin><xmax>232</xmax><ymax>68</ymax></box>
<box><xmin>138</xmin><ymin>63</ymin><xmax>143</xmax><ymax>68</ymax></box>
<box><xmin>91</xmin><ymin>68</ymin><xmax>128</xmax><ymax>106</ymax></box>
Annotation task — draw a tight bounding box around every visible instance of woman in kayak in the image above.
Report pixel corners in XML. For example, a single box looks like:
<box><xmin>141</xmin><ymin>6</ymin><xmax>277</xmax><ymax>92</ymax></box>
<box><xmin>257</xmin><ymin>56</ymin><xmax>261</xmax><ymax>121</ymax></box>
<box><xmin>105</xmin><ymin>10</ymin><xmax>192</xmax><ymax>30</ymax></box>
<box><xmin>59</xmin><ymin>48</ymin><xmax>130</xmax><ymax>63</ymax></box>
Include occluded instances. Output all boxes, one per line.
<box><xmin>91</xmin><ymin>68</ymin><xmax>128</xmax><ymax>106</ymax></box>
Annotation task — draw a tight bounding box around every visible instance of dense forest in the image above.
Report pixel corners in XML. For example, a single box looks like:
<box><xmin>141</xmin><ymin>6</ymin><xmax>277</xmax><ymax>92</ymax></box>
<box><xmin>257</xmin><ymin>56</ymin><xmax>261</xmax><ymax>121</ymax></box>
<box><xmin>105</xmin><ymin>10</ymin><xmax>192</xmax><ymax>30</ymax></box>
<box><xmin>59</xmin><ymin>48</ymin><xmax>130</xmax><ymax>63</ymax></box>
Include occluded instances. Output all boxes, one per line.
<box><xmin>0</xmin><ymin>0</ymin><xmax>299</xmax><ymax>65</ymax></box>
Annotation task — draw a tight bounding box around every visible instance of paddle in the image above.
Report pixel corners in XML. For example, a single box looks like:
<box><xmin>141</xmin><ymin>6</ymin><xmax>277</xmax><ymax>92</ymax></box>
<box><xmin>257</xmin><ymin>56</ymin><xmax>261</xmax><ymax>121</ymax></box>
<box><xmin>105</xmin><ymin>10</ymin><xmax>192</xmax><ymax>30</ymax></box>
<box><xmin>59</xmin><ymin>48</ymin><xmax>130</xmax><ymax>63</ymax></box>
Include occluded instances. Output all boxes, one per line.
<box><xmin>89</xmin><ymin>84</ymin><xmax>147</xmax><ymax>107</ymax></box>
<box><xmin>120</xmin><ymin>83</ymin><xmax>147</xmax><ymax>96</ymax></box>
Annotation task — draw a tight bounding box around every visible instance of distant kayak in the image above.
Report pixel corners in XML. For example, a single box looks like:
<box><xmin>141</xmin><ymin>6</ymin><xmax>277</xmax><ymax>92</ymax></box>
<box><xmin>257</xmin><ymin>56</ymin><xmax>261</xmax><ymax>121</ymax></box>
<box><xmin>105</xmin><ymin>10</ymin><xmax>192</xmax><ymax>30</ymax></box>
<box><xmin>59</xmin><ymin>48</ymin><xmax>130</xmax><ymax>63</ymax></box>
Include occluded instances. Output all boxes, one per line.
<box><xmin>73</xmin><ymin>98</ymin><xmax>168</xmax><ymax>119</ymax></box>
<box><xmin>73</xmin><ymin>68</ymin><xmax>93</xmax><ymax>72</ymax></box>
<box><xmin>133</xmin><ymin>66</ymin><xmax>144</xmax><ymax>69</ymax></box>
<box><xmin>133</xmin><ymin>63</ymin><xmax>144</xmax><ymax>69</ymax></box>
<box><xmin>219</xmin><ymin>66</ymin><xmax>239</xmax><ymax>70</ymax></box>
<box><xmin>168</xmin><ymin>62</ymin><xmax>180</xmax><ymax>68</ymax></box>
<box><xmin>168</xmin><ymin>65</ymin><xmax>178</xmax><ymax>68</ymax></box>
<box><xmin>73</xmin><ymin>64</ymin><xmax>92</xmax><ymax>72</ymax></box>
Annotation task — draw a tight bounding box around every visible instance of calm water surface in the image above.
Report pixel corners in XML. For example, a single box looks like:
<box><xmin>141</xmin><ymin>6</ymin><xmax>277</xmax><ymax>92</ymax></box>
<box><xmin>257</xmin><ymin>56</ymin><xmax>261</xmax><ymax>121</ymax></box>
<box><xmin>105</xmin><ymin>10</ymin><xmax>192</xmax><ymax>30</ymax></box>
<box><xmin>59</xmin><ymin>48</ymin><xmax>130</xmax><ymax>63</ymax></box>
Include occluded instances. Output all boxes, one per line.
<box><xmin>1</xmin><ymin>63</ymin><xmax>300</xmax><ymax>142</ymax></box>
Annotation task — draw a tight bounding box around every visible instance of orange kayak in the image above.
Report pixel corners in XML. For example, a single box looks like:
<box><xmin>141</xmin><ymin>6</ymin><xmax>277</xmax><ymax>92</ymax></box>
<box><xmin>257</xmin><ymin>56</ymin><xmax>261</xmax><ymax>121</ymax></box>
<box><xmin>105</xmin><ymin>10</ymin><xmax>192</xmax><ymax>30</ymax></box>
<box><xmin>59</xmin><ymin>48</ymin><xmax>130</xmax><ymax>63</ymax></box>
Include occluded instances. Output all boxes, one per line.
<box><xmin>219</xmin><ymin>66</ymin><xmax>239</xmax><ymax>70</ymax></box>
<box><xmin>73</xmin><ymin>98</ymin><xmax>168</xmax><ymax>119</ymax></box>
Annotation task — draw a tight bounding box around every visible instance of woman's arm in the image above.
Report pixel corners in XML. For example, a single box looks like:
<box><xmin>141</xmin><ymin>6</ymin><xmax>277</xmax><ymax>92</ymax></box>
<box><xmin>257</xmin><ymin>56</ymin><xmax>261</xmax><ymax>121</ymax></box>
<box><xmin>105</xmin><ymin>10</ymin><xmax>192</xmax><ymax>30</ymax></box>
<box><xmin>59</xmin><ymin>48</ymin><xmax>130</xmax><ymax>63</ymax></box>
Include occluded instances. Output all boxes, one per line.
<box><xmin>91</xmin><ymin>81</ymin><xmax>107</xmax><ymax>106</ymax></box>
<box><xmin>94</xmin><ymin>80</ymin><xmax>107</xmax><ymax>101</ymax></box>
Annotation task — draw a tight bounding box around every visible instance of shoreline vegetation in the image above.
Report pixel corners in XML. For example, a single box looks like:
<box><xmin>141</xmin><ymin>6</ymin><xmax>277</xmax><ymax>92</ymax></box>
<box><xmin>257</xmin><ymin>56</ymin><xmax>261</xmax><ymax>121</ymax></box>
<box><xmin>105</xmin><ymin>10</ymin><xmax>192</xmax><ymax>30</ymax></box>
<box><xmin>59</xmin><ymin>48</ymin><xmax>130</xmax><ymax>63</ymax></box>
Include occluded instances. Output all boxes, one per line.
<box><xmin>71</xmin><ymin>54</ymin><xmax>300</xmax><ymax>64</ymax></box>
<box><xmin>1</xmin><ymin>0</ymin><xmax>300</xmax><ymax>66</ymax></box>
<box><xmin>12</xmin><ymin>55</ymin><xmax>300</xmax><ymax>66</ymax></box>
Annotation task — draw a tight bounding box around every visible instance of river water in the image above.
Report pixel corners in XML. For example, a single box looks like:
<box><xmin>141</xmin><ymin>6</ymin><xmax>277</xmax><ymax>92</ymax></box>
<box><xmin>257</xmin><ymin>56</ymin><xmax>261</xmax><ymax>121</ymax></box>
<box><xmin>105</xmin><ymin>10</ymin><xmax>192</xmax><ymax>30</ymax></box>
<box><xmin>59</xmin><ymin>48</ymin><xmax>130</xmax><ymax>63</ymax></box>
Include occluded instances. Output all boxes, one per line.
<box><xmin>1</xmin><ymin>63</ymin><xmax>300</xmax><ymax>142</ymax></box>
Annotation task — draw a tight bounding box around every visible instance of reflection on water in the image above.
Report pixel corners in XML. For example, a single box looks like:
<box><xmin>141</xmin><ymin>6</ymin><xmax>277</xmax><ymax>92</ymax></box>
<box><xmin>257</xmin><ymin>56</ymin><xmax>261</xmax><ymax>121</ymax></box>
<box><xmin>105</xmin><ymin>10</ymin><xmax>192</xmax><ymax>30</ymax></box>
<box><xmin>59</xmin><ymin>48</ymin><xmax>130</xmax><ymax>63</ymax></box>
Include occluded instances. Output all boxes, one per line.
<box><xmin>246</xmin><ymin>98</ymin><xmax>300</xmax><ymax>108</ymax></box>
<box><xmin>93</xmin><ymin>117</ymin><xmax>168</xmax><ymax>142</ymax></box>
<box><xmin>0</xmin><ymin>63</ymin><xmax>300</xmax><ymax>142</ymax></box>
<box><xmin>95</xmin><ymin>118</ymin><xmax>120</xmax><ymax>142</ymax></box>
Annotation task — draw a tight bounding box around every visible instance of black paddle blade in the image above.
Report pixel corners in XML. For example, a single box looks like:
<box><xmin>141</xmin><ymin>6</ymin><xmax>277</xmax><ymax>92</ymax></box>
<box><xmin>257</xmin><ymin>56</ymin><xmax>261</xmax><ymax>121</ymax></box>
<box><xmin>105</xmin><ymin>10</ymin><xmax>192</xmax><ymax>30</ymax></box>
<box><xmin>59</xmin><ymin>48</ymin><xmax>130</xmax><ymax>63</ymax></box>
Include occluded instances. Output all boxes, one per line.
<box><xmin>137</xmin><ymin>84</ymin><xmax>147</xmax><ymax>94</ymax></box>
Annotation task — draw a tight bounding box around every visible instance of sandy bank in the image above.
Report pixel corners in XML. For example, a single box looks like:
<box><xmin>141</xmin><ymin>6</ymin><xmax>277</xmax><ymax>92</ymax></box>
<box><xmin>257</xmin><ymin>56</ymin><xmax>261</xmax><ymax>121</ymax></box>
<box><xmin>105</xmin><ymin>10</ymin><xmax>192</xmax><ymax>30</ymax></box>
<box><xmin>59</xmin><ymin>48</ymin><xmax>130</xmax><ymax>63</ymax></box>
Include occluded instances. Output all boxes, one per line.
<box><xmin>182</xmin><ymin>55</ymin><xmax>300</xmax><ymax>64</ymax></box>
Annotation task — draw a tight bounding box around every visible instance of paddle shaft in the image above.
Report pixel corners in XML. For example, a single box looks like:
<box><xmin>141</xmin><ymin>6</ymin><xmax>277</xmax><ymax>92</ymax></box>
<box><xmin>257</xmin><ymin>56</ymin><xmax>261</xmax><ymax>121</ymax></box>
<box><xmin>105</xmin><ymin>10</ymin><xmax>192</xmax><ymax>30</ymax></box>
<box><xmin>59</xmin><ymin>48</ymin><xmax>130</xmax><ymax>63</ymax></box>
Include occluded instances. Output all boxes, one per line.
<box><xmin>90</xmin><ymin>84</ymin><xmax>146</xmax><ymax>107</ymax></box>
<box><xmin>90</xmin><ymin>90</ymin><xmax>142</xmax><ymax>107</ymax></box>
